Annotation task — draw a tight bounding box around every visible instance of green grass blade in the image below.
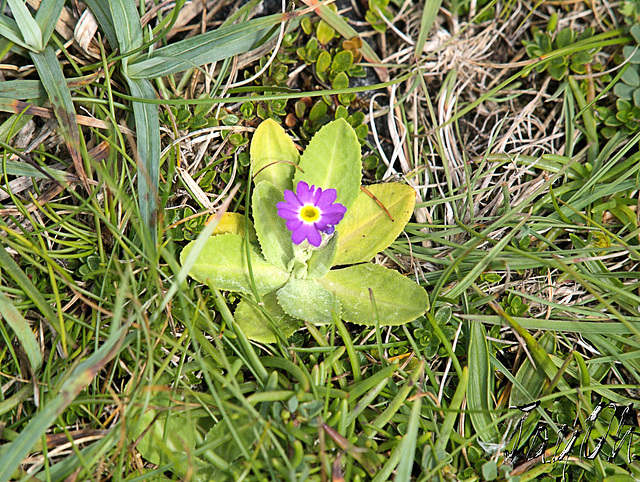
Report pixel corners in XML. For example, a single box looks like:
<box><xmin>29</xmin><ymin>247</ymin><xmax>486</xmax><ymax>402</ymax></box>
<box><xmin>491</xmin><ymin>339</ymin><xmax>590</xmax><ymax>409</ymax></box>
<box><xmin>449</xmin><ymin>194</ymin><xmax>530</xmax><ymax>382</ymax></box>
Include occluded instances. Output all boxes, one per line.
<box><xmin>414</xmin><ymin>0</ymin><xmax>443</xmax><ymax>61</ymax></box>
<box><xmin>368</xmin><ymin>361</ymin><xmax>423</xmax><ymax>437</ymax></box>
<box><xmin>0</xmin><ymin>241</ymin><xmax>71</xmax><ymax>351</ymax></box>
<box><xmin>0</xmin><ymin>157</ymin><xmax>69</xmax><ymax>181</ymax></box>
<box><xmin>127</xmin><ymin>13</ymin><xmax>283</xmax><ymax>79</ymax></box>
<box><xmin>568</xmin><ymin>76</ymin><xmax>599</xmax><ymax>166</ymax></box>
<box><xmin>0</xmin><ymin>72</ymin><xmax>98</xmax><ymax>100</ymax></box>
<box><xmin>434</xmin><ymin>366</ymin><xmax>469</xmax><ymax>457</ymax></box>
<box><xmin>6</xmin><ymin>0</ymin><xmax>42</xmax><ymax>50</ymax></box>
<box><xmin>347</xmin><ymin>362</ymin><xmax>398</xmax><ymax>400</ymax></box>
<box><xmin>509</xmin><ymin>331</ymin><xmax>556</xmax><ymax>408</ymax></box>
<box><xmin>0</xmin><ymin>291</ymin><xmax>43</xmax><ymax>373</ymax></box>
<box><xmin>125</xmin><ymin>76</ymin><xmax>160</xmax><ymax>246</ymax></box>
<box><xmin>84</xmin><ymin>0</ymin><xmax>117</xmax><ymax>50</ymax></box>
<box><xmin>0</xmin><ymin>14</ymin><xmax>32</xmax><ymax>50</ymax></box>
<box><xmin>468</xmin><ymin>321</ymin><xmax>499</xmax><ymax>444</ymax></box>
<box><xmin>0</xmin><ymin>323</ymin><xmax>127</xmax><ymax>482</ymax></box>
<box><xmin>108</xmin><ymin>0</ymin><xmax>143</xmax><ymax>57</ymax></box>
<box><xmin>490</xmin><ymin>301</ymin><xmax>572</xmax><ymax>396</ymax></box>
<box><xmin>34</xmin><ymin>0</ymin><xmax>65</xmax><ymax>45</ymax></box>
<box><xmin>394</xmin><ymin>367</ymin><xmax>423</xmax><ymax>482</ymax></box>
<box><xmin>29</xmin><ymin>46</ymin><xmax>90</xmax><ymax>191</ymax></box>
<box><xmin>0</xmin><ymin>79</ymin><xmax>46</xmax><ymax>99</ymax></box>
<box><xmin>447</xmin><ymin>216</ymin><xmax>529</xmax><ymax>299</ymax></box>
<box><xmin>461</xmin><ymin>314</ymin><xmax>640</xmax><ymax>335</ymax></box>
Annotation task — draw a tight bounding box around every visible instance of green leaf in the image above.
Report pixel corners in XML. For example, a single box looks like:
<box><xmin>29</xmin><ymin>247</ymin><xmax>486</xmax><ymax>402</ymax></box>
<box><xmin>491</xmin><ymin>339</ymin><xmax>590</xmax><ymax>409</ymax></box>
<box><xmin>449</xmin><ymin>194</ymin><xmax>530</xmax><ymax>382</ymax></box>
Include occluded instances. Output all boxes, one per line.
<box><xmin>624</xmin><ymin>45</ymin><xmax>640</xmax><ymax>64</ymax></box>
<box><xmin>293</xmin><ymin>118</ymin><xmax>362</xmax><ymax>211</ymax></box>
<box><xmin>555</xmin><ymin>28</ymin><xmax>573</xmax><ymax>48</ymax></box>
<box><xmin>181</xmin><ymin>233</ymin><xmax>289</xmax><ymax>295</ymax></box>
<box><xmin>125</xmin><ymin>77</ymin><xmax>160</xmax><ymax>245</ymax></box>
<box><xmin>127</xmin><ymin>13</ymin><xmax>282</xmax><ymax>78</ymax></box>
<box><xmin>210</xmin><ymin>212</ymin><xmax>257</xmax><ymax>243</ymax></box>
<box><xmin>132</xmin><ymin>392</ymin><xmax>215</xmax><ymax>481</ymax></box>
<box><xmin>335</xmin><ymin>183</ymin><xmax>415</xmax><ymax>265</ymax></box>
<box><xmin>614</xmin><ymin>82</ymin><xmax>636</xmax><ymax>101</ymax></box>
<box><xmin>309</xmin><ymin>100</ymin><xmax>327</xmax><ymax>122</ymax></box>
<box><xmin>252</xmin><ymin>180</ymin><xmax>294</xmax><ymax>270</ymax></box>
<box><xmin>277</xmin><ymin>278</ymin><xmax>341</xmax><ymax>324</ymax></box>
<box><xmin>31</xmin><ymin>46</ymin><xmax>90</xmax><ymax>195</ymax></box>
<box><xmin>250</xmin><ymin>118</ymin><xmax>299</xmax><ymax>192</ymax></box>
<box><xmin>0</xmin><ymin>323</ymin><xmax>126</xmax><ymax>482</ymax></box>
<box><xmin>204</xmin><ymin>414</ymin><xmax>256</xmax><ymax>476</ymax></box>
<box><xmin>468</xmin><ymin>321</ymin><xmax>499</xmax><ymax>444</ymax></box>
<box><xmin>0</xmin><ymin>291</ymin><xmax>43</xmax><ymax>373</ymax></box>
<box><xmin>631</xmin><ymin>24</ymin><xmax>640</xmax><ymax>44</ymax></box>
<box><xmin>332</xmin><ymin>71</ymin><xmax>349</xmax><ymax>90</ymax></box>
<box><xmin>307</xmin><ymin>232</ymin><xmax>338</xmax><ymax>278</ymax></box>
<box><xmin>0</xmin><ymin>14</ymin><xmax>32</xmax><ymax>50</ymax></box>
<box><xmin>108</xmin><ymin>0</ymin><xmax>142</xmax><ymax>57</ymax></box>
<box><xmin>84</xmin><ymin>0</ymin><xmax>117</xmax><ymax>51</ymax></box>
<box><xmin>331</xmin><ymin>50</ymin><xmax>353</xmax><ymax>73</ymax></box>
<box><xmin>35</xmin><ymin>0</ymin><xmax>65</xmax><ymax>45</ymax></box>
<box><xmin>316</xmin><ymin>19</ymin><xmax>335</xmax><ymax>45</ymax></box>
<box><xmin>509</xmin><ymin>331</ymin><xmax>556</xmax><ymax>408</ymax></box>
<box><xmin>622</xmin><ymin>67</ymin><xmax>640</xmax><ymax>87</ymax></box>
<box><xmin>6</xmin><ymin>0</ymin><xmax>42</xmax><ymax>50</ymax></box>
<box><xmin>235</xmin><ymin>292</ymin><xmax>302</xmax><ymax>343</ymax></box>
<box><xmin>317</xmin><ymin>264</ymin><xmax>428</xmax><ymax>325</ymax></box>
<box><xmin>482</xmin><ymin>461</ymin><xmax>498</xmax><ymax>481</ymax></box>
<box><xmin>316</xmin><ymin>51</ymin><xmax>331</xmax><ymax>73</ymax></box>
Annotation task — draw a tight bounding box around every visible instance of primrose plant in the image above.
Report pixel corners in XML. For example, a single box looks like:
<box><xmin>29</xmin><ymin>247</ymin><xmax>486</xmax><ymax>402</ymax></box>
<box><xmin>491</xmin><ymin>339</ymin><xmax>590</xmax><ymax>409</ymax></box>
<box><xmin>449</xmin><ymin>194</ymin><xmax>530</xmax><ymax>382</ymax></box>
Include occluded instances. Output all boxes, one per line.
<box><xmin>181</xmin><ymin>119</ymin><xmax>429</xmax><ymax>342</ymax></box>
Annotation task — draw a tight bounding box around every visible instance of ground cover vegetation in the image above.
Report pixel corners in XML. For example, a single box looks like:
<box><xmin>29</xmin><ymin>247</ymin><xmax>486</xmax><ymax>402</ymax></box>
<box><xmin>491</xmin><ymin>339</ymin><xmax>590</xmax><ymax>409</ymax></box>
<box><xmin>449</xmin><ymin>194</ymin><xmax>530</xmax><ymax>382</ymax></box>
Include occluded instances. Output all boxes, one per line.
<box><xmin>0</xmin><ymin>0</ymin><xmax>639</xmax><ymax>480</ymax></box>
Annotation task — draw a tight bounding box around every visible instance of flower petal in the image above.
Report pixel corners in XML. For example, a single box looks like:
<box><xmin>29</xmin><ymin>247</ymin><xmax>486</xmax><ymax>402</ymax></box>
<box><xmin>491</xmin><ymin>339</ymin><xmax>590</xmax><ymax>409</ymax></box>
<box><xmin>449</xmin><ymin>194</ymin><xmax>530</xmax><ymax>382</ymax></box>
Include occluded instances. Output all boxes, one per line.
<box><xmin>306</xmin><ymin>228</ymin><xmax>322</xmax><ymax>247</ymax></box>
<box><xmin>323</xmin><ymin>203</ymin><xmax>346</xmax><ymax>216</ymax></box>
<box><xmin>291</xmin><ymin>223</ymin><xmax>321</xmax><ymax>246</ymax></box>
<box><xmin>283</xmin><ymin>189</ymin><xmax>302</xmax><ymax>207</ymax></box>
<box><xmin>317</xmin><ymin>212</ymin><xmax>344</xmax><ymax>227</ymax></box>
<box><xmin>286</xmin><ymin>219</ymin><xmax>303</xmax><ymax>231</ymax></box>
<box><xmin>277</xmin><ymin>204</ymin><xmax>300</xmax><ymax>217</ymax></box>
<box><xmin>295</xmin><ymin>181</ymin><xmax>313</xmax><ymax>204</ymax></box>
<box><xmin>278</xmin><ymin>181</ymin><xmax>347</xmax><ymax>247</ymax></box>
<box><xmin>317</xmin><ymin>188</ymin><xmax>337</xmax><ymax>208</ymax></box>
<box><xmin>311</xmin><ymin>185</ymin><xmax>323</xmax><ymax>204</ymax></box>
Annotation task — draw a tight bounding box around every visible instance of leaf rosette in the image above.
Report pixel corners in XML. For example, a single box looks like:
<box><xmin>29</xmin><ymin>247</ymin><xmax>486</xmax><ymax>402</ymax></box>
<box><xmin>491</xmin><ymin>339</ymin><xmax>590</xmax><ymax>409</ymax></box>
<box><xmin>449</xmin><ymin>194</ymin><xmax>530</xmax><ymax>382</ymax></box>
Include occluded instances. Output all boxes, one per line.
<box><xmin>180</xmin><ymin>118</ymin><xmax>429</xmax><ymax>342</ymax></box>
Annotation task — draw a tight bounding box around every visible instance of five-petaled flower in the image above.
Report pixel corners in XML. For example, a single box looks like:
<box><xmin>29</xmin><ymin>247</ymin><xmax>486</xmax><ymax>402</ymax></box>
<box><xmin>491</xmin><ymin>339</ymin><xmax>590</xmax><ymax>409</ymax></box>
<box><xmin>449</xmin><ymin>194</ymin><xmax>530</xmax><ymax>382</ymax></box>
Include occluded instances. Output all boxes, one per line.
<box><xmin>277</xmin><ymin>181</ymin><xmax>346</xmax><ymax>247</ymax></box>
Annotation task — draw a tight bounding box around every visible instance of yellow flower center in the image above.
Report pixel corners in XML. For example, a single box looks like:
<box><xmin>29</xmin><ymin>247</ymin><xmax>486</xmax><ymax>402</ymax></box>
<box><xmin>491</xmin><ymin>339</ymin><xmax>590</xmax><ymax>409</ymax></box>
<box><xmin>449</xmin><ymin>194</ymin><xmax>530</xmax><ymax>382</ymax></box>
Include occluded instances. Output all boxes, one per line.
<box><xmin>300</xmin><ymin>205</ymin><xmax>320</xmax><ymax>222</ymax></box>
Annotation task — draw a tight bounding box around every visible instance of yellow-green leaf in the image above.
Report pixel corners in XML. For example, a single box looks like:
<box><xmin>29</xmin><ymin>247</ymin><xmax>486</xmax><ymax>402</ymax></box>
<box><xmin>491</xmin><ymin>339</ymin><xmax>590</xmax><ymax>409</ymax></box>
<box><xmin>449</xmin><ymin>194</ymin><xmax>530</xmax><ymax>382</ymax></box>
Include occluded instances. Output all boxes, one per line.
<box><xmin>235</xmin><ymin>292</ymin><xmax>302</xmax><ymax>343</ymax></box>
<box><xmin>293</xmin><ymin>118</ymin><xmax>362</xmax><ymax>212</ymax></box>
<box><xmin>318</xmin><ymin>263</ymin><xmax>428</xmax><ymax>325</ymax></box>
<box><xmin>252</xmin><ymin>180</ymin><xmax>293</xmax><ymax>270</ymax></box>
<box><xmin>181</xmin><ymin>233</ymin><xmax>289</xmax><ymax>295</ymax></box>
<box><xmin>335</xmin><ymin>183</ymin><xmax>415</xmax><ymax>265</ymax></box>
<box><xmin>250</xmin><ymin>118</ymin><xmax>299</xmax><ymax>192</ymax></box>
<box><xmin>210</xmin><ymin>212</ymin><xmax>257</xmax><ymax>243</ymax></box>
<box><xmin>277</xmin><ymin>278</ymin><xmax>341</xmax><ymax>324</ymax></box>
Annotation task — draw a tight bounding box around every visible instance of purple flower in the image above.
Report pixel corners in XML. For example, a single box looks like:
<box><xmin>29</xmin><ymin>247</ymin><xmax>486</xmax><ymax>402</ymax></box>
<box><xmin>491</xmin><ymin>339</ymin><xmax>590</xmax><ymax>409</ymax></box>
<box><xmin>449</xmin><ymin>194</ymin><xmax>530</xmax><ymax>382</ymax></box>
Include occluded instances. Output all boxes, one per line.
<box><xmin>276</xmin><ymin>181</ymin><xmax>346</xmax><ymax>247</ymax></box>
